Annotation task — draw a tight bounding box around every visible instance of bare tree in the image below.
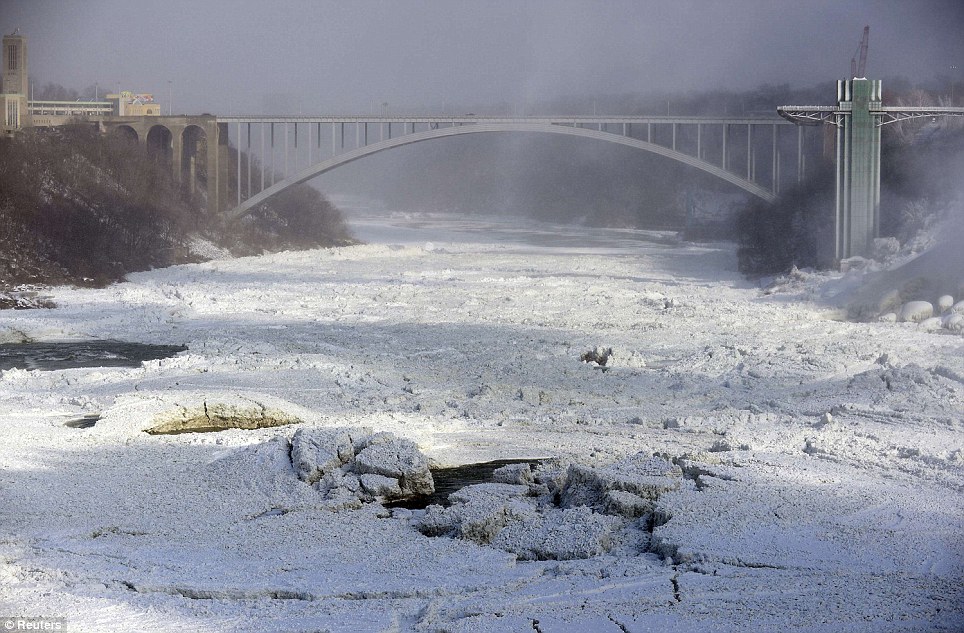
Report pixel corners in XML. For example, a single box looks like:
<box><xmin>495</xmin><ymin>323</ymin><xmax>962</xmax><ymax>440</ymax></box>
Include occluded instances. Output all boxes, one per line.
<box><xmin>891</xmin><ymin>89</ymin><xmax>936</xmax><ymax>144</ymax></box>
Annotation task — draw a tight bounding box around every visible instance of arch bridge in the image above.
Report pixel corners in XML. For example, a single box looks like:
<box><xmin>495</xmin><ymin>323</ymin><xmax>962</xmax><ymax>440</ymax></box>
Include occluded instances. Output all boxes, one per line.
<box><xmin>214</xmin><ymin>114</ymin><xmax>806</xmax><ymax>221</ymax></box>
<box><xmin>93</xmin><ymin>80</ymin><xmax>964</xmax><ymax>265</ymax></box>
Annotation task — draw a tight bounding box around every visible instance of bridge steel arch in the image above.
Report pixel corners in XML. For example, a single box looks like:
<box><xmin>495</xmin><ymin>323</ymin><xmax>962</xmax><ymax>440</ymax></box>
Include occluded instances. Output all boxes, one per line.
<box><xmin>226</xmin><ymin>122</ymin><xmax>777</xmax><ymax>221</ymax></box>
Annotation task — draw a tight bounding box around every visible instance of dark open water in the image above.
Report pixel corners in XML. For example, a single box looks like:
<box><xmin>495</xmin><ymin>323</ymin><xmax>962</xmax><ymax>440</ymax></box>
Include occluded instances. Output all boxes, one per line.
<box><xmin>0</xmin><ymin>341</ymin><xmax>187</xmax><ymax>371</ymax></box>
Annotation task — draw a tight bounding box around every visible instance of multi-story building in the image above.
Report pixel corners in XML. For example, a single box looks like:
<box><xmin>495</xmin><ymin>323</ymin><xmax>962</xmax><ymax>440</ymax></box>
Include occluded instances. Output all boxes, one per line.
<box><xmin>105</xmin><ymin>91</ymin><xmax>161</xmax><ymax>117</ymax></box>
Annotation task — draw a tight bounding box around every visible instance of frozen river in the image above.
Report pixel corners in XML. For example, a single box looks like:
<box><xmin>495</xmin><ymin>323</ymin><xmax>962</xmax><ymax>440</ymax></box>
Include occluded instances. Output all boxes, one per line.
<box><xmin>1</xmin><ymin>212</ymin><xmax>962</xmax><ymax>632</ymax></box>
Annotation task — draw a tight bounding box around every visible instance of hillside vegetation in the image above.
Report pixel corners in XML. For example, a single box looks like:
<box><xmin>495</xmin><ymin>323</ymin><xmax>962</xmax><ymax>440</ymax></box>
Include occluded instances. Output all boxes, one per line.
<box><xmin>0</xmin><ymin>125</ymin><xmax>354</xmax><ymax>289</ymax></box>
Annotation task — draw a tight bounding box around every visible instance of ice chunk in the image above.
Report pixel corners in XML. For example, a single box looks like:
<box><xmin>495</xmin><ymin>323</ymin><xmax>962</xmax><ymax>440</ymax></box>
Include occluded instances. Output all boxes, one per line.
<box><xmin>353</xmin><ymin>435</ymin><xmax>434</xmax><ymax>496</ymax></box>
<box><xmin>492</xmin><ymin>506</ymin><xmax>624</xmax><ymax>560</ymax></box>
<box><xmin>290</xmin><ymin>427</ymin><xmax>359</xmax><ymax>484</ymax></box>
<box><xmin>603</xmin><ymin>490</ymin><xmax>653</xmax><ymax>518</ymax></box>
<box><xmin>359</xmin><ymin>473</ymin><xmax>403</xmax><ymax>499</ymax></box>
<box><xmin>414</xmin><ymin>484</ymin><xmax>535</xmax><ymax>545</ymax></box>
<box><xmin>560</xmin><ymin>453</ymin><xmax>682</xmax><ymax>509</ymax></box>
<box><xmin>492</xmin><ymin>463</ymin><xmax>534</xmax><ymax>486</ymax></box>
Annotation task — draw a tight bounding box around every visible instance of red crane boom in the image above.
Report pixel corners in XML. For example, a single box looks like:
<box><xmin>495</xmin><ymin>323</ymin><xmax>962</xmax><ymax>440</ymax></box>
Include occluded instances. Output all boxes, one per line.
<box><xmin>851</xmin><ymin>26</ymin><xmax>870</xmax><ymax>78</ymax></box>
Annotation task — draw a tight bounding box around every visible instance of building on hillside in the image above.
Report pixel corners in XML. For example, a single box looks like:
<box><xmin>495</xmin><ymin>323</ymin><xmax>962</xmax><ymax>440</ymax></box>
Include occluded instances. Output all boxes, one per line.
<box><xmin>29</xmin><ymin>90</ymin><xmax>164</xmax><ymax>127</ymax></box>
<box><xmin>28</xmin><ymin>99</ymin><xmax>112</xmax><ymax>126</ymax></box>
<box><xmin>1</xmin><ymin>28</ymin><xmax>29</xmax><ymax>135</ymax></box>
<box><xmin>105</xmin><ymin>91</ymin><xmax>161</xmax><ymax>116</ymax></box>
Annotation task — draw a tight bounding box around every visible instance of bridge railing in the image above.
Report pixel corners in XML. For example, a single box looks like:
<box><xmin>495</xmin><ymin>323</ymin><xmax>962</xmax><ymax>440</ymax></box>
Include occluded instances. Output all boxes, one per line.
<box><xmin>28</xmin><ymin>100</ymin><xmax>113</xmax><ymax>116</ymax></box>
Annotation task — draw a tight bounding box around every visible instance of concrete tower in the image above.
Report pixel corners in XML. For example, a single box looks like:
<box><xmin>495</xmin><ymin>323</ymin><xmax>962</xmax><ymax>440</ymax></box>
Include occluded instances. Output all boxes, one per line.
<box><xmin>2</xmin><ymin>29</ymin><xmax>29</xmax><ymax>133</ymax></box>
<box><xmin>834</xmin><ymin>78</ymin><xmax>882</xmax><ymax>260</ymax></box>
<box><xmin>3</xmin><ymin>30</ymin><xmax>28</xmax><ymax>95</ymax></box>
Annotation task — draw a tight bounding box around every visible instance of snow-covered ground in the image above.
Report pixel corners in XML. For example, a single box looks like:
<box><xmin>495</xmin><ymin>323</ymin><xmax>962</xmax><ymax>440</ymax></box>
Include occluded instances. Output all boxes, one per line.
<box><xmin>1</xmin><ymin>211</ymin><xmax>962</xmax><ymax>632</ymax></box>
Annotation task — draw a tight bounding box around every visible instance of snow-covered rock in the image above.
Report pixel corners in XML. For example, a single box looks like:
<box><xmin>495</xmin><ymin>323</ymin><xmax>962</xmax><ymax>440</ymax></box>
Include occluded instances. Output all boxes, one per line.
<box><xmin>602</xmin><ymin>489</ymin><xmax>653</xmax><ymax>518</ymax></box>
<box><xmin>416</xmin><ymin>483</ymin><xmax>535</xmax><ymax>543</ymax></box>
<box><xmin>605</xmin><ymin>348</ymin><xmax>648</xmax><ymax>368</ymax></box>
<box><xmin>359</xmin><ymin>473</ymin><xmax>403</xmax><ymax>497</ymax></box>
<box><xmin>944</xmin><ymin>313</ymin><xmax>964</xmax><ymax>333</ymax></box>
<box><xmin>898</xmin><ymin>300</ymin><xmax>934</xmax><ymax>323</ymax></box>
<box><xmin>937</xmin><ymin>295</ymin><xmax>955</xmax><ymax>313</ymax></box>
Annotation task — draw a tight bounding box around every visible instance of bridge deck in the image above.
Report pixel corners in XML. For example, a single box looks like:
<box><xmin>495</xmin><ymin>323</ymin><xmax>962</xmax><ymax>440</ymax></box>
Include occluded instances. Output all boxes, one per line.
<box><xmin>216</xmin><ymin>114</ymin><xmax>791</xmax><ymax>126</ymax></box>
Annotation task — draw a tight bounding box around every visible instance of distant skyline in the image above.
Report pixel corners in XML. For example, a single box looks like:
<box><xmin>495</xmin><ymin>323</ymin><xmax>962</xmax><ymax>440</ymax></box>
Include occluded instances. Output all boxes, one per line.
<box><xmin>2</xmin><ymin>0</ymin><xmax>962</xmax><ymax>115</ymax></box>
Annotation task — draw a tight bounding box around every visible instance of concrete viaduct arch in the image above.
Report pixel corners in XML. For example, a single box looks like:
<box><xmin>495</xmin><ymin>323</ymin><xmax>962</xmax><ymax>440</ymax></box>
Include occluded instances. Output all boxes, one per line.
<box><xmin>226</xmin><ymin>122</ymin><xmax>778</xmax><ymax>221</ymax></box>
<box><xmin>109</xmin><ymin>124</ymin><xmax>138</xmax><ymax>145</ymax></box>
<box><xmin>100</xmin><ymin>116</ymin><xmax>224</xmax><ymax>212</ymax></box>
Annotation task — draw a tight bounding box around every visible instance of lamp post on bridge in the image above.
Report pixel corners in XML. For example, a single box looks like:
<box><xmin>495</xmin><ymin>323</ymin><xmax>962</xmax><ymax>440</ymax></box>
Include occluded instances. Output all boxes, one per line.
<box><xmin>951</xmin><ymin>65</ymin><xmax>960</xmax><ymax>106</ymax></box>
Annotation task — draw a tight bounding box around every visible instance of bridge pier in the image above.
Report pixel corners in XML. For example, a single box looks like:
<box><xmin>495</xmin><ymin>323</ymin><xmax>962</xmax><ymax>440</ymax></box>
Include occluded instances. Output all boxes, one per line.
<box><xmin>217</xmin><ymin>122</ymin><xmax>229</xmax><ymax>215</ymax></box>
<box><xmin>171</xmin><ymin>133</ymin><xmax>183</xmax><ymax>185</ymax></box>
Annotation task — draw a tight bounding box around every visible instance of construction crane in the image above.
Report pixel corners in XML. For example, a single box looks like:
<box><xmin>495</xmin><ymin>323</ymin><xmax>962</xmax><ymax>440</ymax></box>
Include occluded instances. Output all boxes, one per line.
<box><xmin>851</xmin><ymin>25</ymin><xmax>870</xmax><ymax>78</ymax></box>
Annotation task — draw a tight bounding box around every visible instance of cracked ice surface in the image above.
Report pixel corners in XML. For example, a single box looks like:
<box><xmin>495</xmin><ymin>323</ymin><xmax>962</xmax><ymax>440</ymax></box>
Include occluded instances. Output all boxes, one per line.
<box><xmin>0</xmin><ymin>214</ymin><xmax>962</xmax><ymax>632</ymax></box>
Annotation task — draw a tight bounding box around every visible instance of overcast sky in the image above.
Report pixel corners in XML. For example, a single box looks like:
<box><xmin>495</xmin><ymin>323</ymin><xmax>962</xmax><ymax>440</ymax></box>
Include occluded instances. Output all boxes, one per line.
<box><xmin>2</xmin><ymin>0</ymin><xmax>962</xmax><ymax>115</ymax></box>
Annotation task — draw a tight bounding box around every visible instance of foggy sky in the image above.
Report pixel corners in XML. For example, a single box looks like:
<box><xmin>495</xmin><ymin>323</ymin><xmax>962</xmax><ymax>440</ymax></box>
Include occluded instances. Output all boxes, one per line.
<box><xmin>2</xmin><ymin>0</ymin><xmax>962</xmax><ymax>115</ymax></box>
